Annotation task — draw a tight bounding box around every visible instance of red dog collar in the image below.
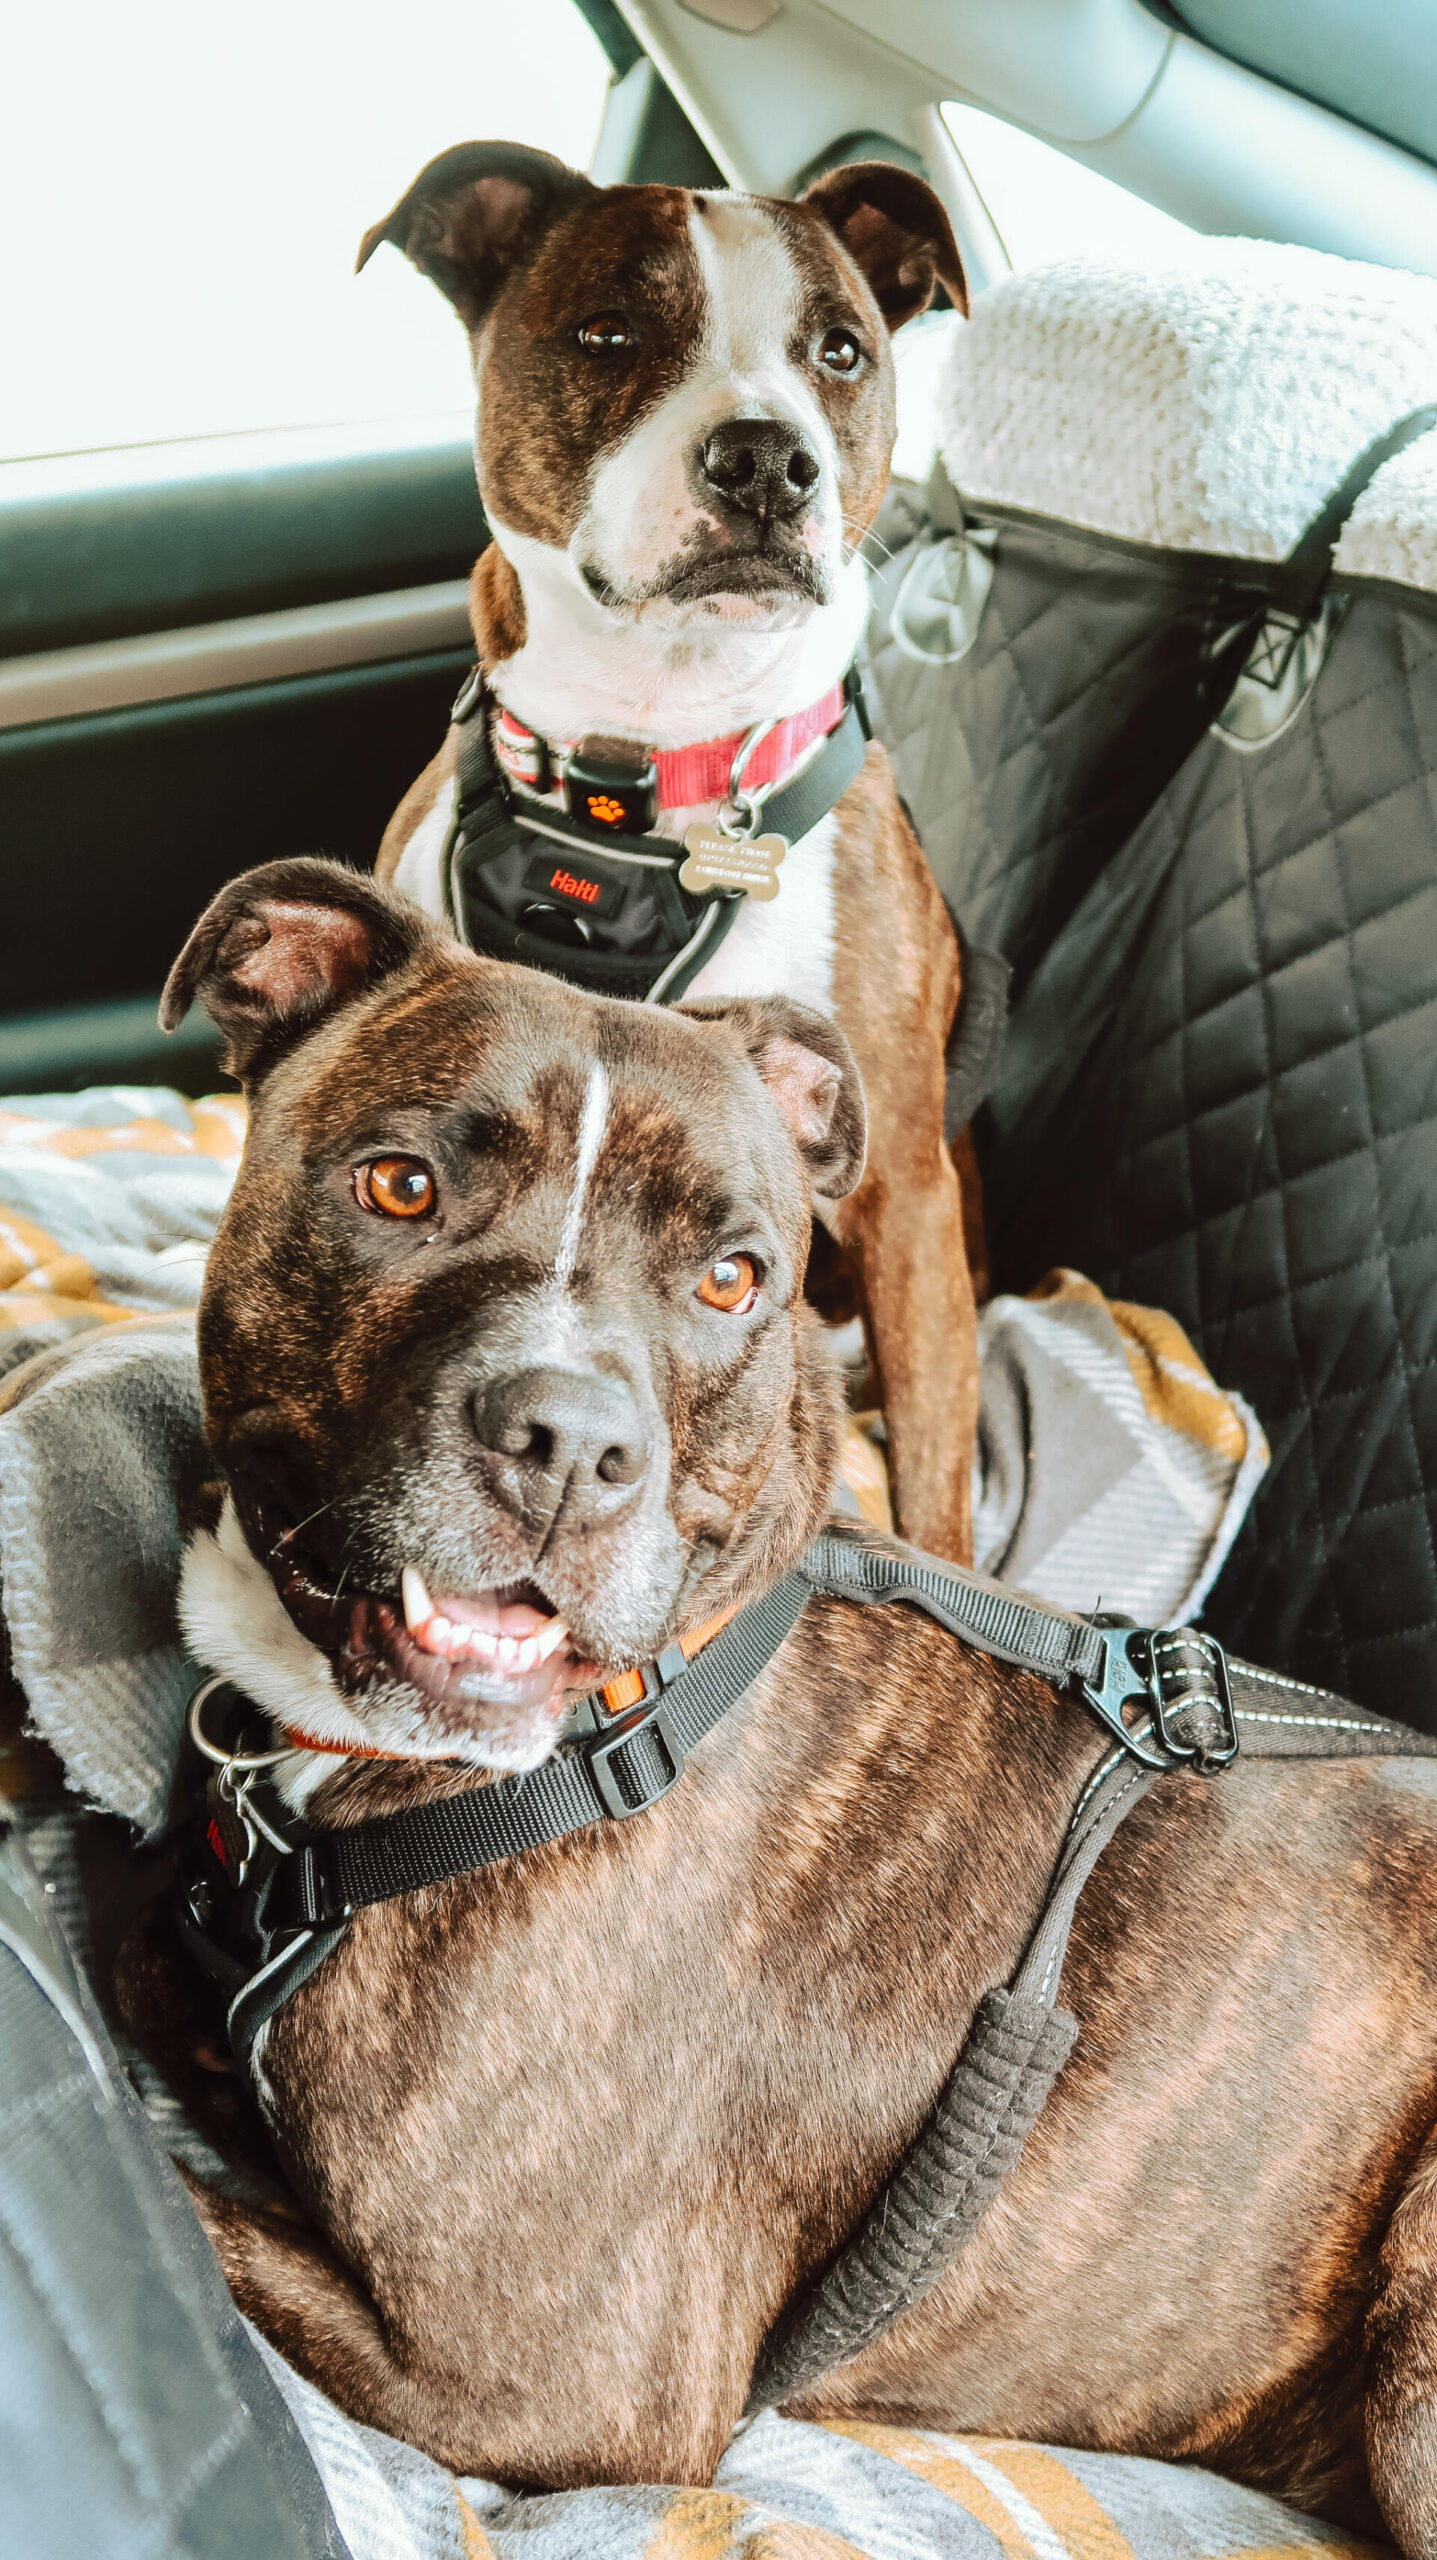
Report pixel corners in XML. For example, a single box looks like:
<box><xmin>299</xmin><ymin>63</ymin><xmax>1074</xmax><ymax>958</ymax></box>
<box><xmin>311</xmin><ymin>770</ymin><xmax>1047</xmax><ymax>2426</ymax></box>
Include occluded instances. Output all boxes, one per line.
<box><xmin>493</xmin><ymin>684</ymin><xmax>847</xmax><ymax>815</ymax></box>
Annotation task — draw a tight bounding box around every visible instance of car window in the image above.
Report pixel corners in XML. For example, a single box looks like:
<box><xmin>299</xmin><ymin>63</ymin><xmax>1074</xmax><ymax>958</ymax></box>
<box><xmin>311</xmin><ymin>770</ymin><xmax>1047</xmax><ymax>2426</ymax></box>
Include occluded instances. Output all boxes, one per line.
<box><xmin>0</xmin><ymin>0</ymin><xmax>609</xmax><ymax>465</ymax></box>
<box><xmin>888</xmin><ymin>106</ymin><xmax>1195</xmax><ymax>485</ymax></box>
<box><xmin>941</xmin><ymin>102</ymin><xmax>1195</xmax><ymax>274</ymax></box>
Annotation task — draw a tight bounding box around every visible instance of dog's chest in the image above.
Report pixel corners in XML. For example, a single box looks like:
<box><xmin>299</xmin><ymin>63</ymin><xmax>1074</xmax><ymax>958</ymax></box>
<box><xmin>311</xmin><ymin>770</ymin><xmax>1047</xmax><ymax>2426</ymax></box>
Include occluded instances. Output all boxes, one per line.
<box><xmin>680</xmin><ymin>807</ymin><xmax>838</xmax><ymax>1013</ymax></box>
<box><xmin>394</xmin><ymin>779</ymin><xmax>840</xmax><ymax>1015</ymax></box>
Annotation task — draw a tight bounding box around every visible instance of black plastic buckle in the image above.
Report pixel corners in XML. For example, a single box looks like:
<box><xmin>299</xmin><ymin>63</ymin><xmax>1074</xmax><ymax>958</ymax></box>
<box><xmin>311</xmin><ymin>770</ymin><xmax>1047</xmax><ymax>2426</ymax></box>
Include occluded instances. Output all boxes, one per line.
<box><xmin>564</xmin><ymin>747</ymin><xmax>659</xmax><ymax>839</ymax></box>
<box><xmin>451</xmin><ymin>665</ymin><xmax>486</xmax><ymax>725</ymax></box>
<box><xmin>582</xmin><ymin>1694</ymin><xmax>686</xmax><ymax>1819</ymax></box>
<box><xmin>278</xmin><ymin>1841</ymin><xmax>353</xmax><ymax>1933</ymax></box>
<box><xmin>844</xmin><ymin>661</ymin><xmax>872</xmax><ymax>740</ymax></box>
<box><xmin>1243</xmin><ymin>609</ymin><xmax>1308</xmax><ymax>692</ymax></box>
<box><xmin>1079</xmin><ymin>1623</ymin><xmax>1238</xmax><ymax>1774</ymax></box>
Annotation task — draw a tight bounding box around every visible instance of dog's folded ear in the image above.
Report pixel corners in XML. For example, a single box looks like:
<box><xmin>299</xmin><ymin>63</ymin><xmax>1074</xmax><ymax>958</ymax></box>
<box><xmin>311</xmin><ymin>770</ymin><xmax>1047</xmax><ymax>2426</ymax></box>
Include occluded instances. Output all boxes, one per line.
<box><xmin>680</xmin><ymin>998</ymin><xmax>868</xmax><ymax>1203</ymax></box>
<box><xmin>160</xmin><ymin>858</ymin><xmax>434</xmax><ymax>1084</ymax></box>
<box><xmin>801</xmin><ymin>161</ymin><xmax>968</xmax><ymax>327</ymax></box>
<box><xmin>357</xmin><ymin>141</ymin><xmax>591</xmax><ymax>329</ymax></box>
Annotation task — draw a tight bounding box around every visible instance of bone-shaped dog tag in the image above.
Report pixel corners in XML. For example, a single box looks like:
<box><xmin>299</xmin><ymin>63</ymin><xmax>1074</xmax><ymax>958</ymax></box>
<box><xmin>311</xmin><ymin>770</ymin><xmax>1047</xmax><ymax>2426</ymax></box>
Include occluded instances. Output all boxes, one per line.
<box><xmin>679</xmin><ymin>823</ymin><xmax>786</xmax><ymax>902</ymax></box>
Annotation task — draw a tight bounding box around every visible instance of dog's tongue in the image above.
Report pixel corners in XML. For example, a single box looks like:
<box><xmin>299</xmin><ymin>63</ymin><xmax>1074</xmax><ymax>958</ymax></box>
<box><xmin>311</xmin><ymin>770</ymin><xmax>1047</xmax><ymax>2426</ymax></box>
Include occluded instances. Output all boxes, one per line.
<box><xmin>401</xmin><ymin>1565</ymin><xmax>570</xmax><ymax>1674</ymax></box>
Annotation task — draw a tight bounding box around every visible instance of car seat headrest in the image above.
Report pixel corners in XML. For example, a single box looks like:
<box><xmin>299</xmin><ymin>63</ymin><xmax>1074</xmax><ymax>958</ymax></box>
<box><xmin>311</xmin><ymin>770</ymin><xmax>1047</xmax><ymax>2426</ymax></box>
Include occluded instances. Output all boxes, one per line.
<box><xmin>937</xmin><ymin>237</ymin><xmax>1437</xmax><ymax>594</ymax></box>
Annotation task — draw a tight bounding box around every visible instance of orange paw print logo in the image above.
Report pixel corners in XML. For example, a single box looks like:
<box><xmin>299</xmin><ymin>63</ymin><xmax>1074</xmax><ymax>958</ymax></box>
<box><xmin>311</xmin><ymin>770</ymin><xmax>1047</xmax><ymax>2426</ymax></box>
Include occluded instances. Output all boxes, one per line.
<box><xmin>586</xmin><ymin>793</ymin><xmax>627</xmax><ymax>827</ymax></box>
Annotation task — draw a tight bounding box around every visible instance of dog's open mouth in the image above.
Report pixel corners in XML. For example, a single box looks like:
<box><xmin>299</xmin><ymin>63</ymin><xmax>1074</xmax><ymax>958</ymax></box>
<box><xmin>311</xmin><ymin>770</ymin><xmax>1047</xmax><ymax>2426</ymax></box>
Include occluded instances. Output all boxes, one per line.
<box><xmin>248</xmin><ymin>1489</ymin><xmax>601</xmax><ymax>1730</ymax></box>
<box><xmin>383</xmin><ymin>1567</ymin><xmax>589</xmax><ymax>1717</ymax></box>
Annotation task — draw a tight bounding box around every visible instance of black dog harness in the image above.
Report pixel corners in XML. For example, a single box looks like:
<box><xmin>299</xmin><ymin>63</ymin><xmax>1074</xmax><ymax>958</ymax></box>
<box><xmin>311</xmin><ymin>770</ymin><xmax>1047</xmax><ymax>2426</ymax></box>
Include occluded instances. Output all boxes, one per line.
<box><xmin>440</xmin><ymin>665</ymin><xmax>872</xmax><ymax>1004</ymax></box>
<box><xmin>173</xmin><ymin>1524</ymin><xmax>1437</xmax><ymax>2400</ymax></box>
<box><xmin>436</xmin><ymin>669</ymin><xmax>1010</xmax><ymax>1142</ymax></box>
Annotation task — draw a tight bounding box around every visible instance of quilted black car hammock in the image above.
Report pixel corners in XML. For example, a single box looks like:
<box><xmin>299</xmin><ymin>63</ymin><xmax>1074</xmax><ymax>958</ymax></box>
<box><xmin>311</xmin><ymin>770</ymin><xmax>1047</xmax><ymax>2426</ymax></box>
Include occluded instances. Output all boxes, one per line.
<box><xmin>866</xmin><ymin>245</ymin><xmax>1437</xmax><ymax>1726</ymax></box>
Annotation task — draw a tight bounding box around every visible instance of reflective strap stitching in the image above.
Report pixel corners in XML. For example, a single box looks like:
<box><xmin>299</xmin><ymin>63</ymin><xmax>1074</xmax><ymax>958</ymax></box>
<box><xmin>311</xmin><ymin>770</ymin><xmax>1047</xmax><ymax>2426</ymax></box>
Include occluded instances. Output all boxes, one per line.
<box><xmin>1069</xmin><ymin>1743</ymin><xmax>1128</xmax><ymax>1822</ymax></box>
<box><xmin>1232</xmin><ymin>1660</ymin><xmax>1347</xmax><ymax>1701</ymax></box>
<box><xmin>1237</xmin><ymin>1707</ymin><xmax>1407</xmax><ymax>1735</ymax></box>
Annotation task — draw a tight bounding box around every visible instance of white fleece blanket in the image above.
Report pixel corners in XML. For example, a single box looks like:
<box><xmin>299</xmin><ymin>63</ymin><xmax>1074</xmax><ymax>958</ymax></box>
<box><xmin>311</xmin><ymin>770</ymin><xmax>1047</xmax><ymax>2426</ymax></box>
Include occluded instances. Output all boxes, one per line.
<box><xmin>935</xmin><ymin>237</ymin><xmax>1437</xmax><ymax>590</ymax></box>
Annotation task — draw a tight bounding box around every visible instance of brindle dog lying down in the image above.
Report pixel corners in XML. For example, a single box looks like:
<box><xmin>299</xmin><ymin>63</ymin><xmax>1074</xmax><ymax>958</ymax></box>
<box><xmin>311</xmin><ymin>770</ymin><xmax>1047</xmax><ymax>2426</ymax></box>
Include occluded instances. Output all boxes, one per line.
<box><xmin>125</xmin><ymin>858</ymin><xmax>1437</xmax><ymax>2549</ymax></box>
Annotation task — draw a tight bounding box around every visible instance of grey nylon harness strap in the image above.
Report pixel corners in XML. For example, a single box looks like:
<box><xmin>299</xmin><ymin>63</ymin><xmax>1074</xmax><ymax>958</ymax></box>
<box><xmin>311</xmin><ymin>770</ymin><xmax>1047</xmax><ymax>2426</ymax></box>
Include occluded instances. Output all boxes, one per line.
<box><xmin>745</xmin><ymin>1579</ymin><xmax>1437</xmax><ymax>2409</ymax></box>
<box><xmin>802</xmin><ymin>1533</ymin><xmax>1108</xmax><ymax>1683</ymax></box>
<box><xmin>746</xmin><ymin>1747</ymin><xmax>1155</xmax><ymax>2410</ymax></box>
<box><xmin>798</xmin><ymin>1532</ymin><xmax>1239</xmax><ymax>1774</ymax></box>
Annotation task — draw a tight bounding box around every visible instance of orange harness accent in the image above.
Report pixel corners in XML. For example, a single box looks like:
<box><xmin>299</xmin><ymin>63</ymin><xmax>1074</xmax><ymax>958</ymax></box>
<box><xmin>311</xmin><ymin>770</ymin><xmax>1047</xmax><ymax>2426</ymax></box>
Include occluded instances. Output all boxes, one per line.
<box><xmin>280</xmin><ymin>1602</ymin><xmax>741</xmax><ymax>1760</ymax></box>
<box><xmin>588</xmin><ymin>1602</ymin><xmax>740</xmax><ymax>1721</ymax></box>
<box><xmin>280</xmin><ymin>1727</ymin><xmax>401</xmax><ymax>1760</ymax></box>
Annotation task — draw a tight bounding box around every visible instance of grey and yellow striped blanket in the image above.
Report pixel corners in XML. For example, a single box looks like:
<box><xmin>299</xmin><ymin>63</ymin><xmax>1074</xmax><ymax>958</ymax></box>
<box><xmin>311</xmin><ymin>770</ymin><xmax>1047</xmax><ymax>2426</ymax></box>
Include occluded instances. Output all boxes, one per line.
<box><xmin>255</xmin><ymin>2365</ymin><xmax>1388</xmax><ymax>2560</ymax></box>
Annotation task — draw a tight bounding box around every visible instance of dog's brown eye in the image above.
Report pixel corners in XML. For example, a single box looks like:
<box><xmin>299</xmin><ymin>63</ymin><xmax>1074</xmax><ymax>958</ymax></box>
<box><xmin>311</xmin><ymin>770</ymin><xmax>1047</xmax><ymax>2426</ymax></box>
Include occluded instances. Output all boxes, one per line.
<box><xmin>577</xmin><ymin>313</ymin><xmax>632</xmax><ymax>354</ymax></box>
<box><xmin>356</xmin><ymin>1157</ymin><xmax>435</xmax><ymax>1219</ymax></box>
<box><xmin>816</xmin><ymin>326</ymin><xmax>862</xmax><ymax>374</ymax></box>
<box><xmin>698</xmin><ymin>1255</ymin><xmax>758</xmax><ymax>1313</ymax></box>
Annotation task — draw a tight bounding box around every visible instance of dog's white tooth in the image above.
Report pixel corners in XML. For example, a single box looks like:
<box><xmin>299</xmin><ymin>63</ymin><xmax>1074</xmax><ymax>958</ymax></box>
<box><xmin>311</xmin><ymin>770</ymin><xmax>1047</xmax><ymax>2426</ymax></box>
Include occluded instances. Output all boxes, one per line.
<box><xmin>402</xmin><ymin>1564</ymin><xmax>433</xmax><ymax>1633</ymax></box>
<box><xmin>453</xmin><ymin>1626</ymin><xmax>497</xmax><ymax>1662</ymax></box>
<box><xmin>513</xmin><ymin>1634</ymin><xmax>540</xmax><ymax>1673</ymax></box>
<box><xmin>429</xmin><ymin>1613</ymin><xmax>457</xmax><ymax>1655</ymax></box>
<box><xmin>497</xmin><ymin>1635</ymin><xmax>519</xmax><ymax>1667</ymax></box>
<box><xmin>535</xmin><ymin>1618</ymin><xmax>570</xmax><ymax>1661</ymax></box>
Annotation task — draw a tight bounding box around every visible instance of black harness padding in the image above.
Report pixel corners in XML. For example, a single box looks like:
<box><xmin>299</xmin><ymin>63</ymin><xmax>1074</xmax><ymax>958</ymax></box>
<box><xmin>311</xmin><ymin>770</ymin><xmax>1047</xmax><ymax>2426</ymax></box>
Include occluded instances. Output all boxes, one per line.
<box><xmin>442</xmin><ymin>669</ymin><xmax>872</xmax><ymax>1005</ymax></box>
<box><xmin>440</xmin><ymin>668</ymin><xmax>1010</xmax><ymax>1140</ymax></box>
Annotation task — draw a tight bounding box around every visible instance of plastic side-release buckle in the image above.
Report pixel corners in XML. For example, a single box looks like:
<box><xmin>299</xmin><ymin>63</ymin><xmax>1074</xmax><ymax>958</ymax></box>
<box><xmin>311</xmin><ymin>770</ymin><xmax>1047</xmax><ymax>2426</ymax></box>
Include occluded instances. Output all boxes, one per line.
<box><xmin>844</xmin><ymin>661</ymin><xmax>873</xmax><ymax>740</ymax></box>
<box><xmin>1079</xmin><ymin>1622</ymin><xmax>1238</xmax><ymax>1774</ymax></box>
<box><xmin>451</xmin><ymin>665</ymin><xmax>486</xmax><ymax>725</ymax></box>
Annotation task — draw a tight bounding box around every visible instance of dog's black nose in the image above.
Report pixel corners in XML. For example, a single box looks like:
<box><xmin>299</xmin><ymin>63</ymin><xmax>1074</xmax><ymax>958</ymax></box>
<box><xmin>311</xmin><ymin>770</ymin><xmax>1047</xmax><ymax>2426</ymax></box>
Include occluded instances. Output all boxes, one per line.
<box><xmin>698</xmin><ymin>419</ymin><xmax>822</xmax><ymax>522</ymax></box>
<box><xmin>470</xmin><ymin>1366</ymin><xmax>651</xmax><ymax>1528</ymax></box>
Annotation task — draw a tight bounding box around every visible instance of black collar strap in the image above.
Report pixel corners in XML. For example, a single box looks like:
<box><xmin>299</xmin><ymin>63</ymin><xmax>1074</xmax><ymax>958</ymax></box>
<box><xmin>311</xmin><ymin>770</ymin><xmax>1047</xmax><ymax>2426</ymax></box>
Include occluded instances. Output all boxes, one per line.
<box><xmin>176</xmin><ymin>1530</ymin><xmax>1237</xmax><ymax>2070</ymax></box>
<box><xmin>440</xmin><ymin>669</ymin><xmax>871</xmax><ymax>1006</ymax></box>
<box><xmin>277</xmin><ymin>1566</ymin><xmax>813</xmax><ymax>1933</ymax></box>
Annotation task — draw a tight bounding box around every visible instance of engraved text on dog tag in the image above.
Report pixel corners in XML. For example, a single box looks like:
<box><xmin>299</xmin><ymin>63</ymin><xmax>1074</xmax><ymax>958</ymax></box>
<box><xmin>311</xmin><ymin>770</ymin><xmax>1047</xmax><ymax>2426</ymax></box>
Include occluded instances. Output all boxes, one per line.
<box><xmin>679</xmin><ymin>823</ymin><xmax>786</xmax><ymax>901</ymax></box>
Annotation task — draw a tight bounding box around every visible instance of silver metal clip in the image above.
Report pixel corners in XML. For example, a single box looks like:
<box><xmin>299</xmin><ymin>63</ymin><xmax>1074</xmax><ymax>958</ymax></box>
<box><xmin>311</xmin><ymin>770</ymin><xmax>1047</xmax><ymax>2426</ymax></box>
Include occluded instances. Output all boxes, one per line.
<box><xmin>187</xmin><ymin>1678</ymin><xmax>299</xmax><ymax>1881</ymax></box>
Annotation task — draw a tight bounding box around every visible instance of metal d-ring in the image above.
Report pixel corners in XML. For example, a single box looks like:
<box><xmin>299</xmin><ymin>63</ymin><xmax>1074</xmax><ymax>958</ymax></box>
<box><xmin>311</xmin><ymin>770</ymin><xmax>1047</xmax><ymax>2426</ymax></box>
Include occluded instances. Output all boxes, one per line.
<box><xmin>187</xmin><ymin>1678</ymin><xmax>298</xmax><ymax>1868</ymax></box>
<box><xmin>187</xmin><ymin>1676</ymin><xmax>293</xmax><ymax>1774</ymax></box>
<box><xmin>716</xmin><ymin>716</ymin><xmax>779</xmax><ymax>840</ymax></box>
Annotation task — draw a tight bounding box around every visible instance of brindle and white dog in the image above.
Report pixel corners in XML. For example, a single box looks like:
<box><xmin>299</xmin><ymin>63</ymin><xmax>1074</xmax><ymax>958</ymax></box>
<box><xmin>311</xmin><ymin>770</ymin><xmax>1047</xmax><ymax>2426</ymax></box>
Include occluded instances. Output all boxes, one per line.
<box><xmin>122</xmin><ymin>862</ymin><xmax>1437</xmax><ymax>2553</ymax></box>
<box><xmin>363</xmin><ymin>142</ymin><xmax>983</xmax><ymax>1563</ymax></box>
